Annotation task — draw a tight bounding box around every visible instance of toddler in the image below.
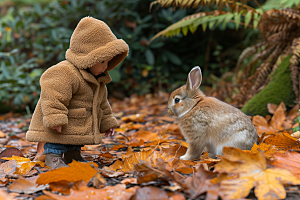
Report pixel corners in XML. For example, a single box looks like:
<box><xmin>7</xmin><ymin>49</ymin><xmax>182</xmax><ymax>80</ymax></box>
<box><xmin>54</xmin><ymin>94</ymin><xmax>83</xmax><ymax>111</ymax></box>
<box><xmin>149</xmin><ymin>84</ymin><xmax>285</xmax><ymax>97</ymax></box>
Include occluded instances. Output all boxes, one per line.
<box><xmin>26</xmin><ymin>17</ymin><xmax>129</xmax><ymax>169</ymax></box>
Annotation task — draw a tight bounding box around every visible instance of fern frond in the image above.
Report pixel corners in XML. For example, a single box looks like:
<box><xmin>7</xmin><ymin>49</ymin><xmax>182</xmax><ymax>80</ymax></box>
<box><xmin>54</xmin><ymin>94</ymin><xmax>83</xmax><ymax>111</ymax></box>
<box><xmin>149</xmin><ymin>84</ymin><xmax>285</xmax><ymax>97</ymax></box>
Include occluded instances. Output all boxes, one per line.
<box><xmin>151</xmin><ymin>11</ymin><xmax>234</xmax><ymax>41</ymax></box>
<box><xmin>290</xmin><ymin>38</ymin><xmax>300</xmax><ymax>103</ymax></box>
<box><xmin>262</xmin><ymin>0</ymin><xmax>300</xmax><ymax>10</ymax></box>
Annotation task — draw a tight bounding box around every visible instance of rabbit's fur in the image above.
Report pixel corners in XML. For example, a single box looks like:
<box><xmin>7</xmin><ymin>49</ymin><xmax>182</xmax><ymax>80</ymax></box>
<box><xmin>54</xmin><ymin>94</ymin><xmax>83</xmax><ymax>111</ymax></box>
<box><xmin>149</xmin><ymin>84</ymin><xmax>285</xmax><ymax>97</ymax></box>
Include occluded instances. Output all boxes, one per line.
<box><xmin>168</xmin><ymin>66</ymin><xmax>257</xmax><ymax>160</ymax></box>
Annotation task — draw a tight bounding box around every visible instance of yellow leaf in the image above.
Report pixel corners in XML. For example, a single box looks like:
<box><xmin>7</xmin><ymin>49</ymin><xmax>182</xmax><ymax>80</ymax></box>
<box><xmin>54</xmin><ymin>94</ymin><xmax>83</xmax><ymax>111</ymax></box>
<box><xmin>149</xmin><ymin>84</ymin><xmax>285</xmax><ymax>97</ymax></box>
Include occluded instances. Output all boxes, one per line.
<box><xmin>215</xmin><ymin>147</ymin><xmax>300</xmax><ymax>199</ymax></box>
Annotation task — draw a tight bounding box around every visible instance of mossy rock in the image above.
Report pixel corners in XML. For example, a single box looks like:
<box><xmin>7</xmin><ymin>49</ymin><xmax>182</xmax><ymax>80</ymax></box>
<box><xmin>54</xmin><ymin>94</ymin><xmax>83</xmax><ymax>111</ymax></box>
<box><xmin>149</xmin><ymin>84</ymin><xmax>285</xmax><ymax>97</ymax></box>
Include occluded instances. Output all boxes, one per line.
<box><xmin>242</xmin><ymin>55</ymin><xmax>295</xmax><ymax>116</ymax></box>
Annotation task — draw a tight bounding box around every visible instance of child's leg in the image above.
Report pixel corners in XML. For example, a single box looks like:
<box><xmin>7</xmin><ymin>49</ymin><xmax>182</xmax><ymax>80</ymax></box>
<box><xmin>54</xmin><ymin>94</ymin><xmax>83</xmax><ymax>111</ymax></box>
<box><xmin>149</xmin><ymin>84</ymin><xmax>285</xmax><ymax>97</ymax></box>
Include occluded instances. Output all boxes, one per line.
<box><xmin>63</xmin><ymin>145</ymin><xmax>86</xmax><ymax>164</ymax></box>
<box><xmin>44</xmin><ymin>143</ymin><xmax>69</xmax><ymax>169</ymax></box>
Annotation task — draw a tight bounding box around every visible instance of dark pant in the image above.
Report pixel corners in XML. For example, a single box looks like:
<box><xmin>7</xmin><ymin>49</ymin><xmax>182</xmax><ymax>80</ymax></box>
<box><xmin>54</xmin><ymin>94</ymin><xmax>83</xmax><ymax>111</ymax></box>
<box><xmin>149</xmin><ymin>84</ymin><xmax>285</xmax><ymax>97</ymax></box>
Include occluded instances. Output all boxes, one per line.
<box><xmin>44</xmin><ymin>143</ymin><xmax>83</xmax><ymax>154</ymax></box>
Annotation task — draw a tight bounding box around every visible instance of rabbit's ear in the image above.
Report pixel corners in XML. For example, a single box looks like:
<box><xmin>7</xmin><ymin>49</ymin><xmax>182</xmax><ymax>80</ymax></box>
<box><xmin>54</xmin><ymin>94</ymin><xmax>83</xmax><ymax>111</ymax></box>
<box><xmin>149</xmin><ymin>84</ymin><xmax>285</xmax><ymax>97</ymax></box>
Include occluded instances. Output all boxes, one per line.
<box><xmin>187</xmin><ymin>66</ymin><xmax>202</xmax><ymax>91</ymax></box>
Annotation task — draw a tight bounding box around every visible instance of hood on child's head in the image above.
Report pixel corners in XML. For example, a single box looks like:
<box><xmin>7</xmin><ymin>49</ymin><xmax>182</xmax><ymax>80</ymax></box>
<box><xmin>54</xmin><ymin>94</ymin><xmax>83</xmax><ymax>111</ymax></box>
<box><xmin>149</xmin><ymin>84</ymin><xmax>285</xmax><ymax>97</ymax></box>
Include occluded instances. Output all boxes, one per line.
<box><xmin>65</xmin><ymin>16</ymin><xmax>129</xmax><ymax>71</ymax></box>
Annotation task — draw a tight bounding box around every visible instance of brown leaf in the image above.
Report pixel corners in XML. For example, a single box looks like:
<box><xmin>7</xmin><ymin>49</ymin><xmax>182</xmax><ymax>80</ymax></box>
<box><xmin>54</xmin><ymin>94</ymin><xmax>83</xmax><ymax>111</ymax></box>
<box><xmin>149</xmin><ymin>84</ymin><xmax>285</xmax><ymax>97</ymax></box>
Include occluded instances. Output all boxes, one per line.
<box><xmin>89</xmin><ymin>172</ymin><xmax>106</xmax><ymax>189</ymax></box>
<box><xmin>214</xmin><ymin>147</ymin><xmax>300</xmax><ymax>199</ymax></box>
<box><xmin>183</xmin><ymin>165</ymin><xmax>219</xmax><ymax>199</ymax></box>
<box><xmin>267</xmin><ymin>103</ymin><xmax>278</xmax><ymax>114</ymax></box>
<box><xmin>49</xmin><ymin>180</ymin><xmax>71</xmax><ymax>195</ymax></box>
<box><xmin>8</xmin><ymin>177</ymin><xmax>47</xmax><ymax>194</ymax></box>
<box><xmin>36</xmin><ymin>161</ymin><xmax>98</xmax><ymax>185</ymax></box>
<box><xmin>43</xmin><ymin>184</ymin><xmax>139</xmax><ymax>200</ymax></box>
<box><xmin>0</xmin><ymin>160</ymin><xmax>17</xmax><ymax>180</ymax></box>
<box><xmin>0</xmin><ymin>147</ymin><xmax>24</xmax><ymax>162</ymax></box>
<box><xmin>131</xmin><ymin>186</ymin><xmax>169</xmax><ymax>200</ymax></box>
<box><xmin>121</xmin><ymin>178</ymin><xmax>137</xmax><ymax>184</ymax></box>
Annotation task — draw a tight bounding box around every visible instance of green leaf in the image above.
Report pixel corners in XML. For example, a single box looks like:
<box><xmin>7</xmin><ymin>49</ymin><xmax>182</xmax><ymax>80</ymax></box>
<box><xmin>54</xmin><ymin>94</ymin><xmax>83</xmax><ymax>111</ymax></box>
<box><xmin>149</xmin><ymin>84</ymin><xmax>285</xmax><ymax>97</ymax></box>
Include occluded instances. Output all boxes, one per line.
<box><xmin>234</xmin><ymin>12</ymin><xmax>241</xmax><ymax>30</ymax></box>
<box><xmin>253</xmin><ymin>12</ymin><xmax>260</xmax><ymax>29</ymax></box>
<box><xmin>223</xmin><ymin>13</ymin><xmax>234</xmax><ymax>28</ymax></box>
<box><xmin>244</xmin><ymin>12</ymin><xmax>252</xmax><ymax>28</ymax></box>
<box><xmin>145</xmin><ymin>49</ymin><xmax>155</xmax><ymax>65</ymax></box>
<box><xmin>202</xmin><ymin>22</ymin><xmax>208</xmax><ymax>32</ymax></box>
<box><xmin>182</xmin><ymin>26</ymin><xmax>188</xmax><ymax>36</ymax></box>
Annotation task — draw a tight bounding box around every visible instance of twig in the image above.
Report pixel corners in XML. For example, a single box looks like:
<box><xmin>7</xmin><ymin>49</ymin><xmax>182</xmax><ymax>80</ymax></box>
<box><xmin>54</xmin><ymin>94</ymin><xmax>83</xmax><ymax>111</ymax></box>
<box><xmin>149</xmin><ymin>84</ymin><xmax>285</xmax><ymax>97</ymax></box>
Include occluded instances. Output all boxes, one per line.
<box><xmin>118</xmin><ymin>133</ymin><xmax>130</xmax><ymax>142</ymax></box>
<box><xmin>34</xmin><ymin>166</ymin><xmax>43</xmax><ymax>174</ymax></box>
<box><xmin>146</xmin><ymin>131</ymin><xmax>162</xmax><ymax>160</ymax></box>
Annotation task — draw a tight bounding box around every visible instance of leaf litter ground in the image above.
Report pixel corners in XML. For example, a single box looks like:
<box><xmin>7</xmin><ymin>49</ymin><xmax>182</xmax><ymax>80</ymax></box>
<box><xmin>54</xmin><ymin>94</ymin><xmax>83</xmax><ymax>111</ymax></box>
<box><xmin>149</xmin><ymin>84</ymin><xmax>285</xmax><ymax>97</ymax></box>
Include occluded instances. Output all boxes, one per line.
<box><xmin>0</xmin><ymin>93</ymin><xmax>300</xmax><ymax>199</ymax></box>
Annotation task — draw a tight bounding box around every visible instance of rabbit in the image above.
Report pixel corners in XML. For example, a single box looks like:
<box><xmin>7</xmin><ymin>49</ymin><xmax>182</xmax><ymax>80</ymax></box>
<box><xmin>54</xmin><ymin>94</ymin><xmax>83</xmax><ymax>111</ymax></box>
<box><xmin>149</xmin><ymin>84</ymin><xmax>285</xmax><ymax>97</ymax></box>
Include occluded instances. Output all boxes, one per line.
<box><xmin>168</xmin><ymin>66</ymin><xmax>257</xmax><ymax>160</ymax></box>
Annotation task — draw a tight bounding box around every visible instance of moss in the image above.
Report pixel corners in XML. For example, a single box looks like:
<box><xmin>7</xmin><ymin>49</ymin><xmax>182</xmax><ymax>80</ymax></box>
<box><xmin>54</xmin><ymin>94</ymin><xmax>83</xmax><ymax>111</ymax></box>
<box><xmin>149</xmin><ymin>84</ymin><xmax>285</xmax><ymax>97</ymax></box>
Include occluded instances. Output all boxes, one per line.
<box><xmin>242</xmin><ymin>55</ymin><xmax>295</xmax><ymax>116</ymax></box>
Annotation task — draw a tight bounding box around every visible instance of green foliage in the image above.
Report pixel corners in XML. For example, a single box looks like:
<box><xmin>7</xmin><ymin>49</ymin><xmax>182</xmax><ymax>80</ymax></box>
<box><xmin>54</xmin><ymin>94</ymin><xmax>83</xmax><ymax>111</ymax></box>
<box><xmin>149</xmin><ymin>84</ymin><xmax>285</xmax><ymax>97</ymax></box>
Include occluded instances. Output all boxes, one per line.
<box><xmin>0</xmin><ymin>0</ymin><xmax>257</xmax><ymax>111</ymax></box>
<box><xmin>151</xmin><ymin>0</ymin><xmax>300</xmax><ymax>40</ymax></box>
<box><xmin>241</xmin><ymin>55</ymin><xmax>295</xmax><ymax>116</ymax></box>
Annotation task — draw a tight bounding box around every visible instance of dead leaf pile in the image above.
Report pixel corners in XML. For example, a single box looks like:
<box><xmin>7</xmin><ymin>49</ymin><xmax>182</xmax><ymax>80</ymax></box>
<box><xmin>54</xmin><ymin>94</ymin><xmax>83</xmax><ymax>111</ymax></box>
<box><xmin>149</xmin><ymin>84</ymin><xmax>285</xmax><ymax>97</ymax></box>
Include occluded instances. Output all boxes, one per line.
<box><xmin>0</xmin><ymin>94</ymin><xmax>300</xmax><ymax>199</ymax></box>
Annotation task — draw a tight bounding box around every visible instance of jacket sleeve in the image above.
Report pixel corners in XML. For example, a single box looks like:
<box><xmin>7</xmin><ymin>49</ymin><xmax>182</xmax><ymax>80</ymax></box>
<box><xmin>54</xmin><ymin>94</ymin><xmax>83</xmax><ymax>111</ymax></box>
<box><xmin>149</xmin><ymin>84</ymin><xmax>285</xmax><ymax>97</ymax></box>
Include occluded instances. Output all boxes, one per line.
<box><xmin>99</xmin><ymin>86</ymin><xmax>118</xmax><ymax>133</ymax></box>
<box><xmin>40</xmin><ymin>64</ymin><xmax>79</xmax><ymax>128</ymax></box>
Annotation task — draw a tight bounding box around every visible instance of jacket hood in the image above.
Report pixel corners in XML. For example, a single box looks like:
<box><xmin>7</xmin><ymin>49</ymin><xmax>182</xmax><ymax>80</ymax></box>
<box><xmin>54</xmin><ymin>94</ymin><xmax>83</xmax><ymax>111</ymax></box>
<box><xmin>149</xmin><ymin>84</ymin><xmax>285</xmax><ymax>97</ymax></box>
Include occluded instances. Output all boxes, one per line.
<box><xmin>65</xmin><ymin>16</ymin><xmax>129</xmax><ymax>71</ymax></box>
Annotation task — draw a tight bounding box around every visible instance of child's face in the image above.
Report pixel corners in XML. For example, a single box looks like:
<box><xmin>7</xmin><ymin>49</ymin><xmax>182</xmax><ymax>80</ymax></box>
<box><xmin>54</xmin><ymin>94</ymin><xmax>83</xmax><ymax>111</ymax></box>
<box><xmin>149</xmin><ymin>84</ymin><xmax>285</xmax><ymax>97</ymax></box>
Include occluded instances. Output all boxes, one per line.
<box><xmin>89</xmin><ymin>57</ymin><xmax>113</xmax><ymax>76</ymax></box>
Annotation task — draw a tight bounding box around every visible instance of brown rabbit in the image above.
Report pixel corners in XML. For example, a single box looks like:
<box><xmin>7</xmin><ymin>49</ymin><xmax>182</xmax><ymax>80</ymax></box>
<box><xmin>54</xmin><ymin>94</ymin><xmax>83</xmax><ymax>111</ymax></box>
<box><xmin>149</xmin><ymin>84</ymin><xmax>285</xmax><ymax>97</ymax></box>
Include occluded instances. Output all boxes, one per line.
<box><xmin>168</xmin><ymin>66</ymin><xmax>257</xmax><ymax>160</ymax></box>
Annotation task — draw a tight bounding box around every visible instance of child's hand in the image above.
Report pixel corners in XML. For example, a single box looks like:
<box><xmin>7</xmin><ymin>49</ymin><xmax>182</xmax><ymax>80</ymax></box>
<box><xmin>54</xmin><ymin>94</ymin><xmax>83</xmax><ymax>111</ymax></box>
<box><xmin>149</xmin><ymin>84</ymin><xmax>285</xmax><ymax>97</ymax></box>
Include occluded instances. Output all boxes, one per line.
<box><xmin>51</xmin><ymin>125</ymin><xmax>62</xmax><ymax>132</ymax></box>
<box><xmin>105</xmin><ymin>128</ymin><xmax>115</xmax><ymax>137</ymax></box>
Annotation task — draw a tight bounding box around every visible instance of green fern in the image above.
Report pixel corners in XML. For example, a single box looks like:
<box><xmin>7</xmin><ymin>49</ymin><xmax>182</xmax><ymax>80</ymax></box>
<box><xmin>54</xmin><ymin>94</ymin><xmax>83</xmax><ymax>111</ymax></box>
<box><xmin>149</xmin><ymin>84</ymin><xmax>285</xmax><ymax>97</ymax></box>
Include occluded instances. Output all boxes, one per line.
<box><xmin>150</xmin><ymin>0</ymin><xmax>300</xmax><ymax>40</ymax></box>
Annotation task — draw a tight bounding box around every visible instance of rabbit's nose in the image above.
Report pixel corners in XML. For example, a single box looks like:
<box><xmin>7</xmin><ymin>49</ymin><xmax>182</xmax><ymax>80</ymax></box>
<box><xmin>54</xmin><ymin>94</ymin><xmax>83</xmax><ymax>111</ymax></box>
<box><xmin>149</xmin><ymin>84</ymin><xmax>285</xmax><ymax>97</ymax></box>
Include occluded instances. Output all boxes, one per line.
<box><xmin>168</xmin><ymin>108</ymin><xmax>174</xmax><ymax>115</ymax></box>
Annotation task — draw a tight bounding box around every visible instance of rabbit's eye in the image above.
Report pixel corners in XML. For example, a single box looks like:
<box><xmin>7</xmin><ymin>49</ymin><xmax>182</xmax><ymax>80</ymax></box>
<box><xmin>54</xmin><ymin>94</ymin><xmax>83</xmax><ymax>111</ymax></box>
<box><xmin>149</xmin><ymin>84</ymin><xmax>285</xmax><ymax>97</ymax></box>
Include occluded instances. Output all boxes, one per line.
<box><xmin>174</xmin><ymin>98</ymin><xmax>181</xmax><ymax>103</ymax></box>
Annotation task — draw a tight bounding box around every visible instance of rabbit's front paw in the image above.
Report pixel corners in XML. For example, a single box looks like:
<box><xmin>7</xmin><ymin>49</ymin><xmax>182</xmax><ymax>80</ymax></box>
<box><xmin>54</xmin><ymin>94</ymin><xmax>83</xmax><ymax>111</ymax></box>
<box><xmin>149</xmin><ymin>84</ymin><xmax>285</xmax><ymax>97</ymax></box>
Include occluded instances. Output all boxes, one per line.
<box><xmin>180</xmin><ymin>154</ymin><xmax>190</xmax><ymax>160</ymax></box>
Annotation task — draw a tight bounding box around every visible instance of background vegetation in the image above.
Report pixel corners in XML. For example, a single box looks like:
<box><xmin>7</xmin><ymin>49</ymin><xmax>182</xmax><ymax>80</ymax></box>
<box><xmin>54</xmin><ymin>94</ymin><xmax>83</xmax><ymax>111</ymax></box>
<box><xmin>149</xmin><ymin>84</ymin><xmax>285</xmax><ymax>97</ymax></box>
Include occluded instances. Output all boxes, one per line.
<box><xmin>0</xmin><ymin>0</ymin><xmax>266</xmax><ymax>113</ymax></box>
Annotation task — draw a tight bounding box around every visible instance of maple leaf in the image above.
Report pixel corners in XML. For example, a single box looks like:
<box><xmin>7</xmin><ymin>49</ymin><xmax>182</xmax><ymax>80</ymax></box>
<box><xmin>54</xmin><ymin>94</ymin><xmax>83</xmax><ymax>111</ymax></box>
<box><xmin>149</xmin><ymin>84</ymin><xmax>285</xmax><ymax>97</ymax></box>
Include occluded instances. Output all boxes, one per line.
<box><xmin>253</xmin><ymin>102</ymin><xmax>286</xmax><ymax>135</ymax></box>
<box><xmin>183</xmin><ymin>165</ymin><xmax>219</xmax><ymax>199</ymax></box>
<box><xmin>36</xmin><ymin>161</ymin><xmax>98</xmax><ymax>185</ymax></box>
<box><xmin>214</xmin><ymin>147</ymin><xmax>300</xmax><ymax>199</ymax></box>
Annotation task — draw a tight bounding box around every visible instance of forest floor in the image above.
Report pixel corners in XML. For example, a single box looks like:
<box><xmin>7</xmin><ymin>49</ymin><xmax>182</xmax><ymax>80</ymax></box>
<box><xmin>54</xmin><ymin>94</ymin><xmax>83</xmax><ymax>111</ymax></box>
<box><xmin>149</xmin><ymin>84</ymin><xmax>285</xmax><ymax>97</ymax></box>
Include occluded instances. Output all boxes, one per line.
<box><xmin>0</xmin><ymin>92</ymin><xmax>300</xmax><ymax>200</ymax></box>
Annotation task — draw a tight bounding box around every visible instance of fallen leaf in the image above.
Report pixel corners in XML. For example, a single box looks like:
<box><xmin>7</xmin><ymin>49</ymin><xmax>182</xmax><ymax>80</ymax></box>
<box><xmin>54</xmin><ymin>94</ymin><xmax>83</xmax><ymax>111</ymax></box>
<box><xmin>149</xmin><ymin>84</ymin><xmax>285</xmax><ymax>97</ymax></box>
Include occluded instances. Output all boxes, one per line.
<box><xmin>43</xmin><ymin>184</ymin><xmax>139</xmax><ymax>200</ymax></box>
<box><xmin>263</xmin><ymin>132</ymin><xmax>300</xmax><ymax>150</ymax></box>
<box><xmin>49</xmin><ymin>180</ymin><xmax>71</xmax><ymax>195</ymax></box>
<box><xmin>182</xmin><ymin>165</ymin><xmax>219</xmax><ymax>199</ymax></box>
<box><xmin>0</xmin><ymin>160</ymin><xmax>17</xmax><ymax>180</ymax></box>
<box><xmin>0</xmin><ymin>189</ymin><xmax>15</xmax><ymax>200</ymax></box>
<box><xmin>271</xmin><ymin>151</ymin><xmax>300</xmax><ymax>178</ymax></box>
<box><xmin>131</xmin><ymin>186</ymin><xmax>169</xmax><ymax>200</ymax></box>
<box><xmin>0</xmin><ymin>148</ymin><xmax>24</xmax><ymax>162</ymax></box>
<box><xmin>214</xmin><ymin>147</ymin><xmax>300</xmax><ymax>199</ymax></box>
<box><xmin>251</xmin><ymin>142</ymin><xmax>278</xmax><ymax>158</ymax></box>
<box><xmin>121</xmin><ymin>178</ymin><xmax>137</xmax><ymax>184</ymax></box>
<box><xmin>36</xmin><ymin>161</ymin><xmax>98</xmax><ymax>185</ymax></box>
<box><xmin>8</xmin><ymin>177</ymin><xmax>47</xmax><ymax>194</ymax></box>
<box><xmin>121</xmin><ymin>114</ymin><xmax>146</xmax><ymax>122</ymax></box>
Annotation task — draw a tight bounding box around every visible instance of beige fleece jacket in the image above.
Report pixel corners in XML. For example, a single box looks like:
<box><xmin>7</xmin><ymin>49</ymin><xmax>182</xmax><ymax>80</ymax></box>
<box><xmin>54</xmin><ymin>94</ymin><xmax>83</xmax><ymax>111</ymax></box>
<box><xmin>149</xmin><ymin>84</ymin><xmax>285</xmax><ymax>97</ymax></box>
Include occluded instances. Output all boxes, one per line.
<box><xmin>26</xmin><ymin>17</ymin><xmax>129</xmax><ymax>145</ymax></box>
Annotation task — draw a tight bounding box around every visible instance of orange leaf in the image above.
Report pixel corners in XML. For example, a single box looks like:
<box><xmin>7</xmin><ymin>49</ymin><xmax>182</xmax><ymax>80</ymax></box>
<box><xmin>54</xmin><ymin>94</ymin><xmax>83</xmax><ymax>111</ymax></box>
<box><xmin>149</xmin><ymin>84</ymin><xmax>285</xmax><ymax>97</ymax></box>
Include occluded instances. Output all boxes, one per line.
<box><xmin>43</xmin><ymin>184</ymin><xmax>139</xmax><ymax>200</ymax></box>
<box><xmin>214</xmin><ymin>147</ymin><xmax>300</xmax><ymax>199</ymax></box>
<box><xmin>263</xmin><ymin>132</ymin><xmax>300</xmax><ymax>150</ymax></box>
<box><xmin>267</xmin><ymin>103</ymin><xmax>278</xmax><ymax>114</ymax></box>
<box><xmin>252</xmin><ymin>115</ymin><xmax>272</xmax><ymax>136</ymax></box>
<box><xmin>271</xmin><ymin>151</ymin><xmax>300</xmax><ymax>178</ymax></box>
<box><xmin>269</xmin><ymin>102</ymin><xmax>286</xmax><ymax>131</ymax></box>
<box><xmin>251</xmin><ymin>142</ymin><xmax>278</xmax><ymax>158</ymax></box>
<box><xmin>36</xmin><ymin>161</ymin><xmax>98</xmax><ymax>185</ymax></box>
